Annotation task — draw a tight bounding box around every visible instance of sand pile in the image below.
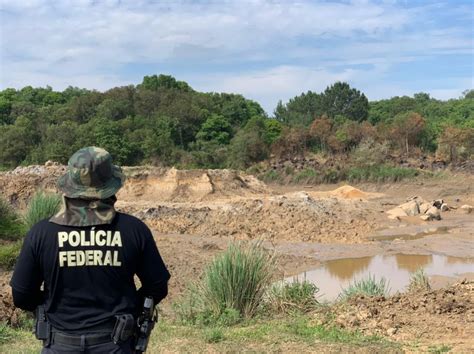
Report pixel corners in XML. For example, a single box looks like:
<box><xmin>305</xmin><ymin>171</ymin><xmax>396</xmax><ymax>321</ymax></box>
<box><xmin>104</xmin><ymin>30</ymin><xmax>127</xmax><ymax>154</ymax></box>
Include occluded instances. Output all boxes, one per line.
<box><xmin>118</xmin><ymin>167</ymin><xmax>268</xmax><ymax>203</ymax></box>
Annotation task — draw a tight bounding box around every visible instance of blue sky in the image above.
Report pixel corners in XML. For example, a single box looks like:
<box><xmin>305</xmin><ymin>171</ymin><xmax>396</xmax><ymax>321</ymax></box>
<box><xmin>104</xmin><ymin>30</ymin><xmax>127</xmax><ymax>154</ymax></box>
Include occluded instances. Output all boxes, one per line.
<box><xmin>0</xmin><ymin>0</ymin><xmax>472</xmax><ymax>112</ymax></box>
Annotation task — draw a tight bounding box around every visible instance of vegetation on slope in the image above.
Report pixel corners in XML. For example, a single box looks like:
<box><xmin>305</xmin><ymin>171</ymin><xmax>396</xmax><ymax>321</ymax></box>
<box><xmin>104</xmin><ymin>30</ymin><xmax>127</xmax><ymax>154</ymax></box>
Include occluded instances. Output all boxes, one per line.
<box><xmin>0</xmin><ymin>76</ymin><xmax>472</xmax><ymax>172</ymax></box>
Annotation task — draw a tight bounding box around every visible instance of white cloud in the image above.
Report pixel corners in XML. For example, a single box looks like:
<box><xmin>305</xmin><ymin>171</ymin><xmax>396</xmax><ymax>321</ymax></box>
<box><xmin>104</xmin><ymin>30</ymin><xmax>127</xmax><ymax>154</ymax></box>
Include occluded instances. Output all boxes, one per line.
<box><xmin>0</xmin><ymin>0</ymin><xmax>472</xmax><ymax>111</ymax></box>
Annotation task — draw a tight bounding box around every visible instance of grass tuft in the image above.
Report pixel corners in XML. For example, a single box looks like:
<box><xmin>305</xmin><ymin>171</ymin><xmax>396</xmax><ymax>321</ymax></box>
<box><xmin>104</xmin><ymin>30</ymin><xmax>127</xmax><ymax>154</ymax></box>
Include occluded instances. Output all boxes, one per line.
<box><xmin>203</xmin><ymin>327</ymin><xmax>225</xmax><ymax>343</ymax></box>
<box><xmin>347</xmin><ymin>165</ymin><xmax>418</xmax><ymax>183</ymax></box>
<box><xmin>175</xmin><ymin>241</ymin><xmax>276</xmax><ymax>324</ymax></box>
<box><xmin>339</xmin><ymin>275</ymin><xmax>390</xmax><ymax>300</ymax></box>
<box><xmin>408</xmin><ymin>268</ymin><xmax>431</xmax><ymax>292</ymax></box>
<box><xmin>24</xmin><ymin>191</ymin><xmax>61</xmax><ymax>229</ymax></box>
<box><xmin>0</xmin><ymin>197</ymin><xmax>25</xmax><ymax>241</ymax></box>
<box><xmin>265</xmin><ymin>278</ymin><xmax>319</xmax><ymax>314</ymax></box>
<box><xmin>0</xmin><ymin>241</ymin><xmax>22</xmax><ymax>270</ymax></box>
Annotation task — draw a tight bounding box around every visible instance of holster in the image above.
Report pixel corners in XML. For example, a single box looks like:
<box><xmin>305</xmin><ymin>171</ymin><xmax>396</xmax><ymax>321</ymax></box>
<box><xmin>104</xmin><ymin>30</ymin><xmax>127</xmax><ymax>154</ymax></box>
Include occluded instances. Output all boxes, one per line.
<box><xmin>111</xmin><ymin>314</ymin><xmax>135</xmax><ymax>344</ymax></box>
<box><xmin>35</xmin><ymin>305</ymin><xmax>52</xmax><ymax>347</ymax></box>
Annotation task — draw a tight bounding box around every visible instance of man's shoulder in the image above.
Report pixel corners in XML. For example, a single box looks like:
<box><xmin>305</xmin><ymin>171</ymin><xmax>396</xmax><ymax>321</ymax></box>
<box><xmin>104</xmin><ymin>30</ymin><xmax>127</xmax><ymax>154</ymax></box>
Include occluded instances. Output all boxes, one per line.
<box><xmin>115</xmin><ymin>212</ymin><xmax>149</xmax><ymax>230</ymax></box>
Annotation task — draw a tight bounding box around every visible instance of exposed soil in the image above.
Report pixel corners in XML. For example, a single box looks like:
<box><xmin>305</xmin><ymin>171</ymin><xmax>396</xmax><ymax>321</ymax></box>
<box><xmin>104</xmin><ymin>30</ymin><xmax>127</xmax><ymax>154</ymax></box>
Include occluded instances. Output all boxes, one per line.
<box><xmin>1</xmin><ymin>165</ymin><xmax>473</xmax><ymax>350</ymax></box>
<box><xmin>333</xmin><ymin>280</ymin><xmax>474</xmax><ymax>351</ymax></box>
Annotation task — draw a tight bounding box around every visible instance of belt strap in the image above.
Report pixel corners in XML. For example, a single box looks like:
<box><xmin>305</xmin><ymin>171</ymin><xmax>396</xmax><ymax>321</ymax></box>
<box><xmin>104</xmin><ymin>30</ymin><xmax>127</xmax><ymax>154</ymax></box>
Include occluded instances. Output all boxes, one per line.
<box><xmin>52</xmin><ymin>332</ymin><xmax>112</xmax><ymax>347</ymax></box>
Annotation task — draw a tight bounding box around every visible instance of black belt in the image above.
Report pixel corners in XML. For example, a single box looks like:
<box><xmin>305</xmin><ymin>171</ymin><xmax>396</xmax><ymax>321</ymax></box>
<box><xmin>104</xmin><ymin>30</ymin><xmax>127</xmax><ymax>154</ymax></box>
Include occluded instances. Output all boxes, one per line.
<box><xmin>52</xmin><ymin>332</ymin><xmax>113</xmax><ymax>347</ymax></box>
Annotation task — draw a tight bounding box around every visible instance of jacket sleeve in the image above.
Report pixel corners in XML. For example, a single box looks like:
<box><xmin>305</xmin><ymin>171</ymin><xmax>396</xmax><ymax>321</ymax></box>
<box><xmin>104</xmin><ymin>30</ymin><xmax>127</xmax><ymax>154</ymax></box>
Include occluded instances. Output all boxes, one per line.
<box><xmin>10</xmin><ymin>231</ymin><xmax>44</xmax><ymax>311</ymax></box>
<box><xmin>136</xmin><ymin>225</ymin><xmax>171</xmax><ymax>304</ymax></box>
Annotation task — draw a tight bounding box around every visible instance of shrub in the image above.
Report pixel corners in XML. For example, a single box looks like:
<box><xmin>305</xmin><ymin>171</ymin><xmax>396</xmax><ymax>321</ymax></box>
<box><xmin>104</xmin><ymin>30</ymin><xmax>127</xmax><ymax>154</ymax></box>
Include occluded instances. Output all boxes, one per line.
<box><xmin>0</xmin><ymin>241</ymin><xmax>22</xmax><ymax>270</ymax></box>
<box><xmin>24</xmin><ymin>191</ymin><xmax>61</xmax><ymax>229</ymax></box>
<box><xmin>407</xmin><ymin>268</ymin><xmax>431</xmax><ymax>292</ymax></box>
<box><xmin>293</xmin><ymin>168</ymin><xmax>318</xmax><ymax>183</ymax></box>
<box><xmin>339</xmin><ymin>275</ymin><xmax>390</xmax><ymax>300</ymax></box>
<box><xmin>266</xmin><ymin>279</ymin><xmax>319</xmax><ymax>314</ymax></box>
<box><xmin>201</xmin><ymin>241</ymin><xmax>276</xmax><ymax>318</ymax></box>
<box><xmin>261</xmin><ymin>170</ymin><xmax>282</xmax><ymax>183</ymax></box>
<box><xmin>175</xmin><ymin>242</ymin><xmax>276</xmax><ymax>324</ymax></box>
<box><xmin>0</xmin><ymin>197</ymin><xmax>24</xmax><ymax>241</ymax></box>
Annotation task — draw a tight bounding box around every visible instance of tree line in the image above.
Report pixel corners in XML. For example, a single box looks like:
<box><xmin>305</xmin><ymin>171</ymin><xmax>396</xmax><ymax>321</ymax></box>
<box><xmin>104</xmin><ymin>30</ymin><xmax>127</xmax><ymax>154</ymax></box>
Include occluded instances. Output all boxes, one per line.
<box><xmin>0</xmin><ymin>75</ymin><xmax>473</xmax><ymax>169</ymax></box>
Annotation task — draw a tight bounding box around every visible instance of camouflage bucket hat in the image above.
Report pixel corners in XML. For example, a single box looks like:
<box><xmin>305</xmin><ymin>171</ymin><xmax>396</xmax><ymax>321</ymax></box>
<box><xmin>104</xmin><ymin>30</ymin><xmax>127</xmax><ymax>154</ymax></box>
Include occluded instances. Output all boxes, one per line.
<box><xmin>57</xmin><ymin>147</ymin><xmax>125</xmax><ymax>199</ymax></box>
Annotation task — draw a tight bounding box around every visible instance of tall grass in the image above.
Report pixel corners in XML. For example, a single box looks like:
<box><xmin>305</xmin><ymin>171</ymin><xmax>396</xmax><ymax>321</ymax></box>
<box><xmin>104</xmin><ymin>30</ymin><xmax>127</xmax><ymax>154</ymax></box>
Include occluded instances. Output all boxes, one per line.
<box><xmin>339</xmin><ymin>275</ymin><xmax>390</xmax><ymax>300</ymax></box>
<box><xmin>201</xmin><ymin>241</ymin><xmax>276</xmax><ymax>318</ymax></box>
<box><xmin>24</xmin><ymin>191</ymin><xmax>61</xmax><ymax>229</ymax></box>
<box><xmin>0</xmin><ymin>241</ymin><xmax>22</xmax><ymax>270</ymax></box>
<box><xmin>266</xmin><ymin>278</ymin><xmax>319</xmax><ymax>314</ymax></box>
<box><xmin>347</xmin><ymin>165</ymin><xmax>418</xmax><ymax>183</ymax></box>
<box><xmin>0</xmin><ymin>197</ymin><xmax>24</xmax><ymax>241</ymax></box>
<box><xmin>407</xmin><ymin>268</ymin><xmax>431</xmax><ymax>292</ymax></box>
<box><xmin>175</xmin><ymin>241</ymin><xmax>276</xmax><ymax>324</ymax></box>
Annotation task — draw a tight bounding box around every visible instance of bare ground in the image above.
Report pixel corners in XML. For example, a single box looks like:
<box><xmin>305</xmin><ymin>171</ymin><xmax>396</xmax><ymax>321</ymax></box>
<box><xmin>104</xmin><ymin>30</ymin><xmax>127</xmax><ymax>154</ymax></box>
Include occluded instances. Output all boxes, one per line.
<box><xmin>1</xmin><ymin>166</ymin><xmax>473</xmax><ymax>350</ymax></box>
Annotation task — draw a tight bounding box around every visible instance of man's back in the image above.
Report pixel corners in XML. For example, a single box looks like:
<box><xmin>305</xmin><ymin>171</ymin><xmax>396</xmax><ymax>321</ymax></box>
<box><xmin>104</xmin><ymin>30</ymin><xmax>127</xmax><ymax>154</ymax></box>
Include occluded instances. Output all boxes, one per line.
<box><xmin>11</xmin><ymin>212</ymin><xmax>169</xmax><ymax>333</ymax></box>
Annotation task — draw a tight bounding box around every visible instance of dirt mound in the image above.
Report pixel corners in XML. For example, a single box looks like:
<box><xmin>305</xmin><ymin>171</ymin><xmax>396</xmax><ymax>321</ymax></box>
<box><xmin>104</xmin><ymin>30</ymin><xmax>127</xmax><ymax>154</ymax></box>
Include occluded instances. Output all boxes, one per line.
<box><xmin>118</xmin><ymin>167</ymin><xmax>268</xmax><ymax>203</ymax></box>
<box><xmin>328</xmin><ymin>185</ymin><xmax>375</xmax><ymax>199</ymax></box>
<box><xmin>131</xmin><ymin>192</ymin><xmax>377</xmax><ymax>243</ymax></box>
<box><xmin>334</xmin><ymin>280</ymin><xmax>474</xmax><ymax>346</ymax></box>
<box><xmin>0</xmin><ymin>166</ymin><xmax>267</xmax><ymax>207</ymax></box>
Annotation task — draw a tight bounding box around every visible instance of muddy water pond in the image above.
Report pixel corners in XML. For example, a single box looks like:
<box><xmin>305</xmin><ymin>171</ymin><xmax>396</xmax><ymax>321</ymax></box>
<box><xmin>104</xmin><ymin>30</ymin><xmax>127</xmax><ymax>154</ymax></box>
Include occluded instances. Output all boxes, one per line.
<box><xmin>287</xmin><ymin>254</ymin><xmax>474</xmax><ymax>301</ymax></box>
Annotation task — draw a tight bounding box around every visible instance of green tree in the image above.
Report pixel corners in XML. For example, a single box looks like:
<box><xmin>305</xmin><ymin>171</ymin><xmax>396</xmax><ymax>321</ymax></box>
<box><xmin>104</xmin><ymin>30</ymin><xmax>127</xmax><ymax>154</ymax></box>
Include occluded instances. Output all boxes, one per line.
<box><xmin>196</xmin><ymin>114</ymin><xmax>232</xmax><ymax>145</ymax></box>
<box><xmin>321</xmin><ymin>82</ymin><xmax>369</xmax><ymax>122</ymax></box>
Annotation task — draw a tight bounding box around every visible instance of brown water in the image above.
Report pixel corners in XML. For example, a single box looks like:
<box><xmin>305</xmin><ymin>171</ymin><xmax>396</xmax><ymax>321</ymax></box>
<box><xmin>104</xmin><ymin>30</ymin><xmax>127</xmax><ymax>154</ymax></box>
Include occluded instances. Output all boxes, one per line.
<box><xmin>286</xmin><ymin>254</ymin><xmax>474</xmax><ymax>301</ymax></box>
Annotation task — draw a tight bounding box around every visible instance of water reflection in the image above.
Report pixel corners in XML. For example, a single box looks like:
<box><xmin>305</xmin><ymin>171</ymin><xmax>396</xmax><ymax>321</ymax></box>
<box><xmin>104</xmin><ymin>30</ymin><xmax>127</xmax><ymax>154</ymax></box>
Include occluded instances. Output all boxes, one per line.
<box><xmin>324</xmin><ymin>256</ymin><xmax>372</xmax><ymax>280</ymax></box>
<box><xmin>287</xmin><ymin>254</ymin><xmax>474</xmax><ymax>301</ymax></box>
<box><xmin>393</xmin><ymin>254</ymin><xmax>432</xmax><ymax>272</ymax></box>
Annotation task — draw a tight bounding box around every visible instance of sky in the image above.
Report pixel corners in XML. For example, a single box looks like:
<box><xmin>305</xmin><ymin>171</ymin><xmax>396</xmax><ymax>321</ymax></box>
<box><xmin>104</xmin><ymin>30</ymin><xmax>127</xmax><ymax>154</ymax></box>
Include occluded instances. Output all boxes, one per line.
<box><xmin>0</xmin><ymin>0</ymin><xmax>473</xmax><ymax>113</ymax></box>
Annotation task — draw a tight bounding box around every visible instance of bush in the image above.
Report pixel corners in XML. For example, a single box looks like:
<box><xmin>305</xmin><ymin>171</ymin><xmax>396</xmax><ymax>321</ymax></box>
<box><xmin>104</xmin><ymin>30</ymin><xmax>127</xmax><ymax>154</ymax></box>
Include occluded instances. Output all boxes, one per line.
<box><xmin>347</xmin><ymin>165</ymin><xmax>418</xmax><ymax>183</ymax></box>
<box><xmin>266</xmin><ymin>279</ymin><xmax>319</xmax><ymax>314</ymax></box>
<box><xmin>175</xmin><ymin>242</ymin><xmax>276</xmax><ymax>324</ymax></box>
<box><xmin>339</xmin><ymin>275</ymin><xmax>390</xmax><ymax>300</ymax></box>
<box><xmin>261</xmin><ymin>170</ymin><xmax>282</xmax><ymax>183</ymax></box>
<box><xmin>24</xmin><ymin>191</ymin><xmax>61</xmax><ymax>229</ymax></box>
<box><xmin>201</xmin><ymin>241</ymin><xmax>276</xmax><ymax>318</ymax></box>
<box><xmin>293</xmin><ymin>168</ymin><xmax>318</xmax><ymax>183</ymax></box>
<box><xmin>0</xmin><ymin>241</ymin><xmax>22</xmax><ymax>270</ymax></box>
<box><xmin>0</xmin><ymin>197</ymin><xmax>25</xmax><ymax>241</ymax></box>
<box><xmin>407</xmin><ymin>268</ymin><xmax>431</xmax><ymax>292</ymax></box>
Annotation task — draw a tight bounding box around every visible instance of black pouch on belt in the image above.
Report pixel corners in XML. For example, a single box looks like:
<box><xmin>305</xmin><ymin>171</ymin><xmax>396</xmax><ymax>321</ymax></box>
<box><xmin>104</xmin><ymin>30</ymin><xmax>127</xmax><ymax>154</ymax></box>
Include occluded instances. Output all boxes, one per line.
<box><xmin>111</xmin><ymin>314</ymin><xmax>135</xmax><ymax>344</ymax></box>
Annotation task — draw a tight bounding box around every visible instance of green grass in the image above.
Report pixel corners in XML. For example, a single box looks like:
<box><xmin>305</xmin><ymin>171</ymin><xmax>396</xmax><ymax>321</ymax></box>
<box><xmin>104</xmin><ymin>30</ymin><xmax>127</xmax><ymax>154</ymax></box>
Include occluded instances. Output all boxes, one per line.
<box><xmin>265</xmin><ymin>279</ymin><xmax>319</xmax><ymax>314</ymax></box>
<box><xmin>408</xmin><ymin>268</ymin><xmax>431</xmax><ymax>292</ymax></box>
<box><xmin>293</xmin><ymin>168</ymin><xmax>319</xmax><ymax>183</ymax></box>
<box><xmin>0</xmin><ymin>197</ymin><xmax>25</xmax><ymax>241</ymax></box>
<box><xmin>0</xmin><ymin>315</ymin><xmax>397</xmax><ymax>353</ymax></box>
<box><xmin>347</xmin><ymin>165</ymin><xmax>419</xmax><ymax>183</ymax></box>
<box><xmin>428</xmin><ymin>344</ymin><xmax>452</xmax><ymax>353</ymax></box>
<box><xmin>176</xmin><ymin>242</ymin><xmax>276</xmax><ymax>324</ymax></box>
<box><xmin>0</xmin><ymin>241</ymin><xmax>23</xmax><ymax>270</ymax></box>
<box><xmin>261</xmin><ymin>170</ymin><xmax>282</xmax><ymax>183</ymax></box>
<box><xmin>339</xmin><ymin>275</ymin><xmax>390</xmax><ymax>300</ymax></box>
<box><xmin>23</xmin><ymin>191</ymin><xmax>61</xmax><ymax>229</ymax></box>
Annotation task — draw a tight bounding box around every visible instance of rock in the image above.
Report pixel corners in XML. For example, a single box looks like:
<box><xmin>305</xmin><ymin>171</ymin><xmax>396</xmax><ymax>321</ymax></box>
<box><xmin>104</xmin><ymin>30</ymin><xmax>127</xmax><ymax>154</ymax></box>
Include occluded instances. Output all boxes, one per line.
<box><xmin>426</xmin><ymin>206</ymin><xmax>441</xmax><ymax>220</ymax></box>
<box><xmin>386</xmin><ymin>327</ymin><xmax>398</xmax><ymax>336</ymax></box>
<box><xmin>387</xmin><ymin>207</ymin><xmax>407</xmax><ymax>220</ymax></box>
<box><xmin>433</xmin><ymin>199</ymin><xmax>444</xmax><ymax>209</ymax></box>
<box><xmin>440</xmin><ymin>203</ymin><xmax>449</xmax><ymax>212</ymax></box>
<box><xmin>459</xmin><ymin>205</ymin><xmax>473</xmax><ymax>214</ymax></box>
<box><xmin>420</xmin><ymin>214</ymin><xmax>432</xmax><ymax>221</ymax></box>
<box><xmin>419</xmin><ymin>202</ymin><xmax>432</xmax><ymax>214</ymax></box>
<box><xmin>398</xmin><ymin>200</ymin><xmax>420</xmax><ymax>216</ymax></box>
